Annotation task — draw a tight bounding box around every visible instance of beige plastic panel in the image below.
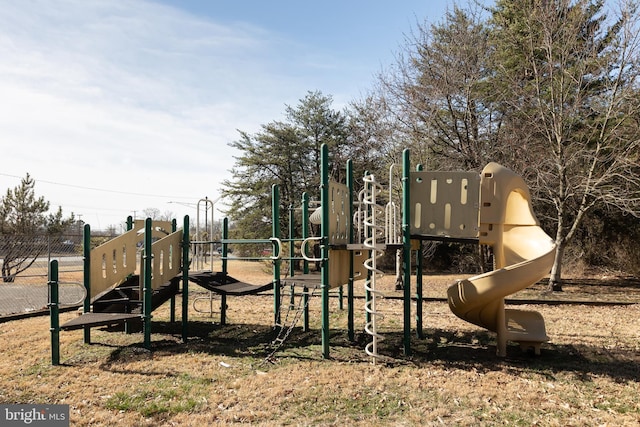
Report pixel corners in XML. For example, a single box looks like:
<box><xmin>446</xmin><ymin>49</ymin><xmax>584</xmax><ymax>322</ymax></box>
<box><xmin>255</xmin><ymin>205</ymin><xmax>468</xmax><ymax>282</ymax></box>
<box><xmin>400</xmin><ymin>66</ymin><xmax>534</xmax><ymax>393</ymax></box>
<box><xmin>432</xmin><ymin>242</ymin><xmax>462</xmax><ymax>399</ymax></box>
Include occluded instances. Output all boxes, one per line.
<box><xmin>328</xmin><ymin>249</ymin><xmax>368</xmax><ymax>288</ymax></box>
<box><xmin>90</xmin><ymin>228</ymin><xmax>139</xmax><ymax>301</ymax></box>
<box><xmin>150</xmin><ymin>230</ymin><xmax>183</xmax><ymax>291</ymax></box>
<box><xmin>478</xmin><ymin>162</ymin><xmax>538</xmax><ymax>246</ymax></box>
<box><xmin>409</xmin><ymin>171</ymin><xmax>480</xmax><ymax>239</ymax></box>
<box><xmin>328</xmin><ymin>181</ymin><xmax>350</xmax><ymax>245</ymax></box>
<box><xmin>90</xmin><ymin>220</ymin><xmax>178</xmax><ymax>301</ymax></box>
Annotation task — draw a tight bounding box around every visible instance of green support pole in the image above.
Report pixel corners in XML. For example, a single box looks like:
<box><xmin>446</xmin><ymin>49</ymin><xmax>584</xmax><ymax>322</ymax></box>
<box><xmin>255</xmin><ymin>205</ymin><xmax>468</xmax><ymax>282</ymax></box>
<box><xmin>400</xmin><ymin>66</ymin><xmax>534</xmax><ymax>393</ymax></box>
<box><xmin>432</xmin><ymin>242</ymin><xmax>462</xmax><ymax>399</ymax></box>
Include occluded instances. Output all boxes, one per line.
<box><xmin>182</xmin><ymin>215</ymin><xmax>190</xmax><ymax>343</ymax></box>
<box><xmin>123</xmin><ymin>217</ymin><xmax>135</xmax><ymax>333</ymax></box>
<box><xmin>416</xmin><ymin>241</ymin><xmax>424</xmax><ymax>339</ymax></box>
<box><xmin>415</xmin><ymin>164</ymin><xmax>424</xmax><ymax>339</ymax></box>
<box><xmin>402</xmin><ymin>148</ymin><xmax>412</xmax><ymax>356</ymax></box>
<box><xmin>272</xmin><ymin>184</ymin><xmax>281</xmax><ymax>326</ymax></box>
<box><xmin>170</xmin><ymin>293</ymin><xmax>176</xmax><ymax>324</ymax></box>
<box><xmin>49</xmin><ymin>260</ymin><xmax>60</xmax><ymax>366</ymax></box>
<box><xmin>143</xmin><ymin>218</ymin><xmax>153</xmax><ymax>349</ymax></box>
<box><xmin>220</xmin><ymin>291</ymin><xmax>227</xmax><ymax>325</ymax></box>
<box><xmin>222</xmin><ymin>218</ymin><xmax>229</xmax><ymax>275</ymax></box>
<box><xmin>289</xmin><ymin>205</ymin><xmax>295</xmax><ymax>277</ymax></box>
<box><xmin>221</xmin><ymin>218</ymin><xmax>229</xmax><ymax>325</ymax></box>
<box><xmin>321</xmin><ymin>143</ymin><xmax>330</xmax><ymax>359</ymax></box>
<box><xmin>302</xmin><ymin>192</ymin><xmax>310</xmax><ymax>331</ymax></box>
<box><xmin>82</xmin><ymin>224</ymin><xmax>91</xmax><ymax>344</ymax></box>
<box><xmin>288</xmin><ymin>204</ymin><xmax>295</xmax><ymax>311</ymax></box>
<box><xmin>170</xmin><ymin>219</ymin><xmax>177</xmax><ymax>323</ymax></box>
<box><xmin>364</xmin><ymin>170</ymin><xmax>372</xmax><ymax>326</ymax></box>
<box><xmin>346</xmin><ymin>159</ymin><xmax>355</xmax><ymax>342</ymax></box>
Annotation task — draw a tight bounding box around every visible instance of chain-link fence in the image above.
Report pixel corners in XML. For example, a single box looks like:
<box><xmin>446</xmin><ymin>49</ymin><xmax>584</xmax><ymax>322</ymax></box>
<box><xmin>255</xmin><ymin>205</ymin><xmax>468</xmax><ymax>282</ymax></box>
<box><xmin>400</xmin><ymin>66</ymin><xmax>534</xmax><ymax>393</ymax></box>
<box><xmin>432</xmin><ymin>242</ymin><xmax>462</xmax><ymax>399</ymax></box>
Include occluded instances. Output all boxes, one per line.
<box><xmin>0</xmin><ymin>234</ymin><xmax>87</xmax><ymax>317</ymax></box>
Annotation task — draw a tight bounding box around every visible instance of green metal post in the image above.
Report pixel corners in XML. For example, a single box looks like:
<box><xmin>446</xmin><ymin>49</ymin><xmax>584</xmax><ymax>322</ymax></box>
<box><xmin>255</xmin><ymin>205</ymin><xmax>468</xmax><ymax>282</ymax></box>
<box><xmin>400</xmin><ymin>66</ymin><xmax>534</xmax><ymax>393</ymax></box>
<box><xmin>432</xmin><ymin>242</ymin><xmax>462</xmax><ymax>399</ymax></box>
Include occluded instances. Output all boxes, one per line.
<box><xmin>124</xmin><ymin>216</ymin><xmax>135</xmax><ymax>333</ymax></box>
<box><xmin>220</xmin><ymin>289</ymin><xmax>227</xmax><ymax>325</ymax></box>
<box><xmin>288</xmin><ymin>205</ymin><xmax>295</xmax><ymax>277</ymax></box>
<box><xmin>170</xmin><ymin>219</ymin><xmax>177</xmax><ymax>323</ymax></box>
<box><xmin>415</xmin><ymin>164</ymin><xmax>424</xmax><ymax>339</ymax></box>
<box><xmin>346</xmin><ymin>159</ymin><xmax>355</xmax><ymax>341</ymax></box>
<box><xmin>49</xmin><ymin>260</ymin><xmax>60</xmax><ymax>365</ymax></box>
<box><xmin>272</xmin><ymin>184</ymin><xmax>281</xmax><ymax>326</ymax></box>
<box><xmin>143</xmin><ymin>218</ymin><xmax>153</xmax><ymax>349</ymax></box>
<box><xmin>182</xmin><ymin>215</ymin><xmax>190</xmax><ymax>343</ymax></box>
<box><xmin>321</xmin><ymin>143</ymin><xmax>330</xmax><ymax>359</ymax></box>
<box><xmin>302</xmin><ymin>192</ymin><xmax>310</xmax><ymax>331</ymax></box>
<box><xmin>221</xmin><ymin>218</ymin><xmax>229</xmax><ymax>325</ymax></box>
<box><xmin>288</xmin><ymin>204</ymin><xmax>295</xmax><ymax>311</ymax></box>
<box><xmin>402</xmin><ymin>149</ymin><xmax>412</xmax><ymax>356</ymax></box>
<box><xmin>222</xmin><ymin>218</ymin><xmax>229</xmax><ymax>275</ymax></box>
<box><xmin>82</xmin><ymin>224</ymin><xmax>91</xmax><ymax>344</ymax></box>
<box><xmin>416</xmin><ymin>241</ymin><xmax>424</xmax><ymax>339</ymax></box>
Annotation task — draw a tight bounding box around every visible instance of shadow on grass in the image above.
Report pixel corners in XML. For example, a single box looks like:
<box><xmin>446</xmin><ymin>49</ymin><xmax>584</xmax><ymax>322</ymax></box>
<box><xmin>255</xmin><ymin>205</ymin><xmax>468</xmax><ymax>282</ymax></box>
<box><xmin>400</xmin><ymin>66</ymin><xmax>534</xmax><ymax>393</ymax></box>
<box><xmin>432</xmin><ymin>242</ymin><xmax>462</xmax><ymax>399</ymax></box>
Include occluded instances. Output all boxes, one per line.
<box><xmin>93</xmin><ymin>319</ymin><xmax>639</xmax><ymax>384</ymax></box>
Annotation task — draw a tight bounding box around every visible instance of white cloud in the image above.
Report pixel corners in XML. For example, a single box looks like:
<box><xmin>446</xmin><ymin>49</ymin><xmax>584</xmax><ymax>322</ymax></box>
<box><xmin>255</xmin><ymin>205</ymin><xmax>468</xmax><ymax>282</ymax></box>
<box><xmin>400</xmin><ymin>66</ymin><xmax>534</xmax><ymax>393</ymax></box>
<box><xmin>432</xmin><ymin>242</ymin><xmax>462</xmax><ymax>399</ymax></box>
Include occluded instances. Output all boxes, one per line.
<box><xmin>0</xmin><ymin>0</ymin><xmax>320</xmax><ymax>228</ymax></box>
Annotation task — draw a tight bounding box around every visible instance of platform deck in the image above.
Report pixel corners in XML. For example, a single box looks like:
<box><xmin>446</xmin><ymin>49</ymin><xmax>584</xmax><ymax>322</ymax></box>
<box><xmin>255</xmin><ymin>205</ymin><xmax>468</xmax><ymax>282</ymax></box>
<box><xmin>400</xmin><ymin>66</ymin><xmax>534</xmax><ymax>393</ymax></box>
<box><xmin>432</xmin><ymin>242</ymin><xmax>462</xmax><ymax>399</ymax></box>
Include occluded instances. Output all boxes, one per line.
<box><xmin>61</xmin><ymin>312</ymin><xmax>140</xmax><ymax>331</ymax></box>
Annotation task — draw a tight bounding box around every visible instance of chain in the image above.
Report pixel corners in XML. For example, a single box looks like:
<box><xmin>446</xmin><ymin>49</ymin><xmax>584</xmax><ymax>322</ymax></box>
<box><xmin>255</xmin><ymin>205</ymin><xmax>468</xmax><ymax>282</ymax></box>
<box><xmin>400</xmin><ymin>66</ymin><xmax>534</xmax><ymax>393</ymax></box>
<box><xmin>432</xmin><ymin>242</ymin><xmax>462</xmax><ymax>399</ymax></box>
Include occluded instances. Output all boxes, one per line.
<box><xmin>263</xmin><ymin>286</ymin><xmax>316</xmax><ymax>364</ymax></box>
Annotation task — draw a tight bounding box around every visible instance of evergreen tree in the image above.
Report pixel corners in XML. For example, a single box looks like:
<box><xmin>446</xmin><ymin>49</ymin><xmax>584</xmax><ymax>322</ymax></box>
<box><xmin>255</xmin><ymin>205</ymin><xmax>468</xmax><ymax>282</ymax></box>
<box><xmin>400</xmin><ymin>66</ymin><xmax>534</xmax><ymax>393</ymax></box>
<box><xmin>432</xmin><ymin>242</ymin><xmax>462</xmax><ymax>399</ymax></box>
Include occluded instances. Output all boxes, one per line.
<box><xmin>222</xmin><ymin>91</ymin><xmax>348</xmax><ymax>240</ymax></box>
<box><xmin>0</xmin><ymin>174</ymin><xmax>75</xmax><ymax>281</ymax></box>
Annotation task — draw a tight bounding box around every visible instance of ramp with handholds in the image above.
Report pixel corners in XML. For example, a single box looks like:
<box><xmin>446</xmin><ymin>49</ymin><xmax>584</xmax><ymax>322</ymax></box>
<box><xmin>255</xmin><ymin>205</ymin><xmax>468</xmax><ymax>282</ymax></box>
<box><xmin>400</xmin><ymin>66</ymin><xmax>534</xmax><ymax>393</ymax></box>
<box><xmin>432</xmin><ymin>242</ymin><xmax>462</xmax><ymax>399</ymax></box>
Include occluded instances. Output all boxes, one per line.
<box><xmin>447</xmin><ymin>162</ymin><xmax>556</xmax><ymax>356</ymax></box>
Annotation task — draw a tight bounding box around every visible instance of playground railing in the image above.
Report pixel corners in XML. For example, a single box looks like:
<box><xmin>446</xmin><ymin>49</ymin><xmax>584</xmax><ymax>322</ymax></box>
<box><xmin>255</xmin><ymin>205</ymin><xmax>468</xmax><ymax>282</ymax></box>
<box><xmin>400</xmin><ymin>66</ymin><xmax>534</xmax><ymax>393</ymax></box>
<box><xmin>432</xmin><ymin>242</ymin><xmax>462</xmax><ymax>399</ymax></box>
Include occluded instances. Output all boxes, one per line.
<box><xmin>300</xmin><ymin>237</ymin><xmax>323</xmax><ymax>262</ymax></box>
<box><xmin>220</xmin><ymin>238</ymin><xmax>283</xmax><ymax>261</ymax></box>
<box><xmin>89</xmin><ymin>227</ymin><xmax>138</xmax><ymax>301</ymax></box>
<box><xmin>150</xmin><ymin>229</ymin><xmax>183</xmax><ymax>291</ymax></box>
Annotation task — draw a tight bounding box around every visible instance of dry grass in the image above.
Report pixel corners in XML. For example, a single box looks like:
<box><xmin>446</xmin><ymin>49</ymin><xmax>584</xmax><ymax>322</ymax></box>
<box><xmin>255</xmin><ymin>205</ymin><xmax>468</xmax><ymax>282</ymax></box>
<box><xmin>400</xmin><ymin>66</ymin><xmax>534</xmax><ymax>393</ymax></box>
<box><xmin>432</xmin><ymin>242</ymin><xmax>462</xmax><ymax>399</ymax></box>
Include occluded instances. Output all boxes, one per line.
<box><xmin>1</xmin><ymin>260</ymin><xmax>639</xmax><ymax>426</ymax></box>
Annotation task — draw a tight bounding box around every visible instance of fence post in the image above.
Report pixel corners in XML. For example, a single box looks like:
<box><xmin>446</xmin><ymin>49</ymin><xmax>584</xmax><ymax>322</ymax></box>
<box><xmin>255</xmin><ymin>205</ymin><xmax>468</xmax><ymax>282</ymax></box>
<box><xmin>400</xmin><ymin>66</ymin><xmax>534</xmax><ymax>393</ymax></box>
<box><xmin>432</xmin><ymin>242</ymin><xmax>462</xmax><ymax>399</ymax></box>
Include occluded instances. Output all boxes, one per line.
<box><xmin>48</xmin><ymin>260</ymin><xmax>60</xmax><ymax>366</ymax></box>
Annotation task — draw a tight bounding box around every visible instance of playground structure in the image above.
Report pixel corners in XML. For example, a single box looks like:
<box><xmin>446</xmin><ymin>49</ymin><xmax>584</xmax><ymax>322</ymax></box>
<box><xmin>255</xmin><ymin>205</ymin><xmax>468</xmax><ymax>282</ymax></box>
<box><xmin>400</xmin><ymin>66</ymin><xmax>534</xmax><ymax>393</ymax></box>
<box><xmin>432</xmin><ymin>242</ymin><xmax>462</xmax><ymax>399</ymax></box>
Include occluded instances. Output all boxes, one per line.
<box><xmin>48</xmin><ymin>144</ymin><xmax>556</xmax><ymax>364</ymax></box>
<box><xmin>49</xmin><ymin>218</ymin><xmax>189</xmax><ymax>365</ymax></box>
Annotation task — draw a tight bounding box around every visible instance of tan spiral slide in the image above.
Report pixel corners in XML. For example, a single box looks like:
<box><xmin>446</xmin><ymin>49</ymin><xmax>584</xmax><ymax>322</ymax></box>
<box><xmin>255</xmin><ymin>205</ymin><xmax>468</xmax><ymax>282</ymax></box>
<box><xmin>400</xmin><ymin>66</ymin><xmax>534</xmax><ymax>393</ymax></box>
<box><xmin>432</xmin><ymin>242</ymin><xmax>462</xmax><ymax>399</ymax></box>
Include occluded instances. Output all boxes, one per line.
<box><xmin>447</xmin><ymin>163</ymin><xmax>556</xmax><ymax>356</ymax></box>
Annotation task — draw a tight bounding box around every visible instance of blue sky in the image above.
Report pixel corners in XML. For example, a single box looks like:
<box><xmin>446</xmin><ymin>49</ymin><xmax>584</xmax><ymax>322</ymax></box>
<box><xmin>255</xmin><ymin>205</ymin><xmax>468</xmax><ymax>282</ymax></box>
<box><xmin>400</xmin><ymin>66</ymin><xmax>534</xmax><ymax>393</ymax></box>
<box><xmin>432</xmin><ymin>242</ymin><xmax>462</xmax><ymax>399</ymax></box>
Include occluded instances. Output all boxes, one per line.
<box><xmin>0</xmin><ymin>0</ymin><xmax>462</xmax><ymax>229</ymax></box>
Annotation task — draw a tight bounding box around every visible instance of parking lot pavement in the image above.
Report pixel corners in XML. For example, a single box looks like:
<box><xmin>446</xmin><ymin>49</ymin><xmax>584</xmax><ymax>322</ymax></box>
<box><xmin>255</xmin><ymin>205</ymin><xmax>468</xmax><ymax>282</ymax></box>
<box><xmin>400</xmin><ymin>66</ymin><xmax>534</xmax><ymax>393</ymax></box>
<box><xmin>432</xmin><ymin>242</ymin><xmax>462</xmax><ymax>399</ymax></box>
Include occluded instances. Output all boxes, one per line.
<box><xmin>0</xmin><ymin>283</ymin><xmax>85</xmax><ymax>317</ymax></box>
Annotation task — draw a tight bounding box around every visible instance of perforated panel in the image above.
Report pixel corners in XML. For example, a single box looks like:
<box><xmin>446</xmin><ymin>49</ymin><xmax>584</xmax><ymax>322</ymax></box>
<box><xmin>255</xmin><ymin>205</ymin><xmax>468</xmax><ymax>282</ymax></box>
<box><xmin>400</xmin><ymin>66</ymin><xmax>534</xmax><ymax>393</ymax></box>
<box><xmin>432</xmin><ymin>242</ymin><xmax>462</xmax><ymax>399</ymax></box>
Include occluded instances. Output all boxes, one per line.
<box><xmin>409</xmin><ymin>171</ymin><xmax>480</xmax><ymax>239</ymax></box>
<box><xmin>328</xmin><ymin>181</ymin><xmax>350</xmax><ymax>245</ymax></box>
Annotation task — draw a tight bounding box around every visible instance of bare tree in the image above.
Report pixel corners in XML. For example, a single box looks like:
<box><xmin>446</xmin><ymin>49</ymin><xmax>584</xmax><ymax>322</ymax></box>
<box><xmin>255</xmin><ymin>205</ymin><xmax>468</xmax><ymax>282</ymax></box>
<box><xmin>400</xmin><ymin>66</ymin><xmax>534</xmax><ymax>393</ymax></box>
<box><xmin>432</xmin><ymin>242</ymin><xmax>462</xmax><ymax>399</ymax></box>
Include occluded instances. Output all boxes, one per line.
<box><xmin>491</xmin><ymin>0</ymin><xmax>640</xmax><ymax>290</ymax></box>
<box><xmin>380</xmin><ymin>5</ymin><xmax>504</xmax><ymax>172</ymax></box>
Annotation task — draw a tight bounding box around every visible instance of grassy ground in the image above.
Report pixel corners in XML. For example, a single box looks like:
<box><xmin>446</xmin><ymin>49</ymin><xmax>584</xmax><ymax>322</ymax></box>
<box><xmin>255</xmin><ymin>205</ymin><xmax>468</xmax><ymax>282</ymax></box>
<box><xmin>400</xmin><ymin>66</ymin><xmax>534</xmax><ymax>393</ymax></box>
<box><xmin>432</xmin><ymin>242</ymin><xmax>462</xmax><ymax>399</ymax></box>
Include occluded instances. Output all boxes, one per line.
<box><xmin>1</xmin><ymin>261</ymin><xmax>639</xmax><ymax>426</ymax></box>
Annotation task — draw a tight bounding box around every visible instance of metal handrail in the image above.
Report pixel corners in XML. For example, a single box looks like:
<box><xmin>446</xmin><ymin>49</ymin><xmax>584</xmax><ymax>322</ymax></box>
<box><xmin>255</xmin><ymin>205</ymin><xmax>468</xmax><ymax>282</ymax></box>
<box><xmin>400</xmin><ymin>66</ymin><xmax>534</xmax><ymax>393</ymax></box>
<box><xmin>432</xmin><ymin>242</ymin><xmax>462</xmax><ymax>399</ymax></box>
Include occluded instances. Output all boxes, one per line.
<box><xmin>300</xmin><ymin>236</ymin><xmax>323</xmax><ymax>262</ymax></box>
